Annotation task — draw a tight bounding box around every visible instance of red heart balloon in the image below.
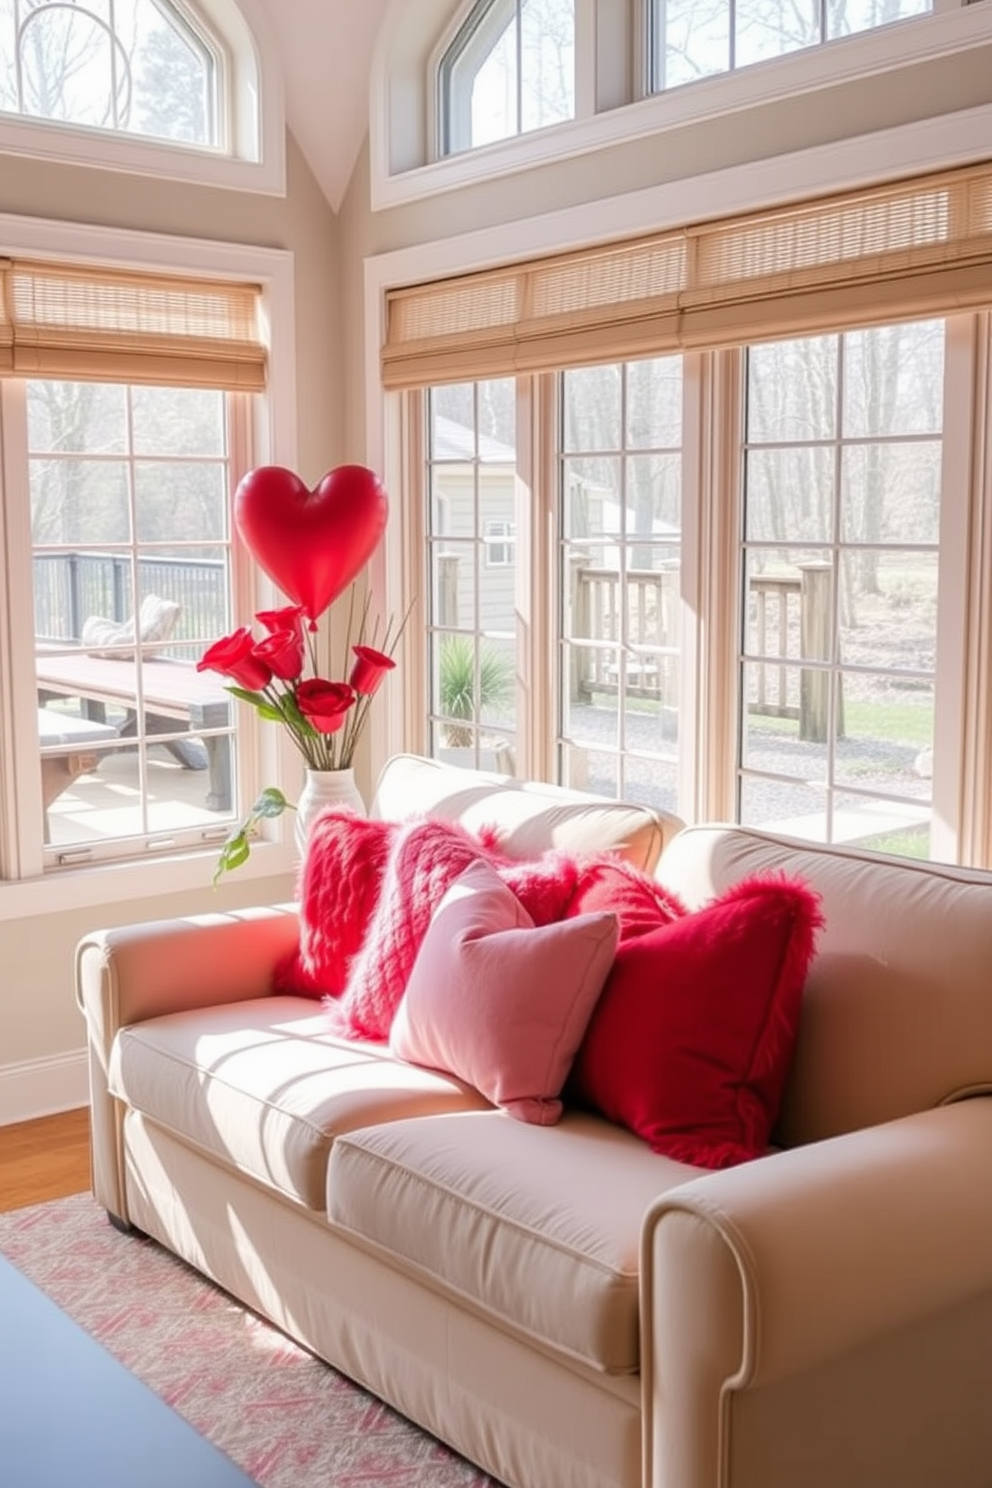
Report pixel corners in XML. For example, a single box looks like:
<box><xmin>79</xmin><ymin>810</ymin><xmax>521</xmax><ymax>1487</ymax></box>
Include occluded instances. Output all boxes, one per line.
<box><xmin>234</xmin><ymin>464</ymin><xmax>389</xmax><ymax>621</ymax></box>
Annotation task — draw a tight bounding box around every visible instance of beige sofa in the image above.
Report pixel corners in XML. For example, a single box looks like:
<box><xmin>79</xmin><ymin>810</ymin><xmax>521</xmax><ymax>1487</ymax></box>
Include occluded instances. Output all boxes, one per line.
<box><xmin>76</xmin><ymin>754</ymin><xmax>992</xmax><ymax>1488</ymax></box>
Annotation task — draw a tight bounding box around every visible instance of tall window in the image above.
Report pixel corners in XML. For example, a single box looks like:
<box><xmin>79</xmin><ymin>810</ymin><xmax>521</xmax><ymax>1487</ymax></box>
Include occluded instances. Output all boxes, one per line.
<box><xmin>650</xmin><ymin>0</ymin><xmax>931</xmax><ymax>92</ymax></box>
<box><xmin>23</xmin><ymin>378</ymin><xmax>242</xmax><ymax>865</ymax></box>
<box><xmin>559</xmin><ymin>357</ymin><xmax>683</xmax><ymax>812</ymax></box>
<box><xmin>426</xmin><ymin>381</ymin><xmax>518</xmax><ymax>771</ymax></box>
<box><xmin>738</xmin><ymin>322</ymin><xmax>943</xmax><ymax>854</ymax></box>
<box><xmin>439</xmin><ymin>0</ymin><xmax>575</xmax><ymax>155</ymax></box>
<box><xmin>1</xmin><ymin>0</ymin><xmax>218</xmax><ymax>146</ymax></box>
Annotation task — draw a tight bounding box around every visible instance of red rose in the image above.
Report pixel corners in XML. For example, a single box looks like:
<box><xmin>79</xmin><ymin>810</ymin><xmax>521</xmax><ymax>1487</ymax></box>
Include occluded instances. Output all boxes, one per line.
<box><xmin>197</xmin><ymin>627</ymin><xmax>272</xmax><ymax>691</ymax></box>
<box><xmin>254</xmin><ymin>627</ymin><xmax>304</xmax><ymax>682</ymax></box>
<box><xmin>349</xmin><ymin>644</ymin><xmax>396</xmax><ymax>697</ymax></box>
<box><xmin>295</xmin><ymin>678</ymin><xmax>355</xmax><ymax>734</ymax></box>
<box><xmin>256</xmin><ymin>605</ymin><xmax>307</xmax><ymax>643</ymax></box>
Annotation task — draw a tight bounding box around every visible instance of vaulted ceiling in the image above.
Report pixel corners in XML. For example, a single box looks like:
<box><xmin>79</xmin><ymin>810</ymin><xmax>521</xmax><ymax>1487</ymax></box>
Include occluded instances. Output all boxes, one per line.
<box><xmin>254</xmin><ymin>0</ymin><xmax>395</xmax><ymax>213</ymax></box>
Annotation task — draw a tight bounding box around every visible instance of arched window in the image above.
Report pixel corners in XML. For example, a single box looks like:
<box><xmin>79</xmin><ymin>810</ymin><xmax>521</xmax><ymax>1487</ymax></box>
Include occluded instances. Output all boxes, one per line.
<box><xmin>438</xmin><ymin>0</ymin><xmax>575</xmax><ymax>157</ymax></box>
<box><xmin>0</xmin><ymin>0</ymin><xmax>283</xmax><ymax>191</ymax></box>
<box><xmin>2</xmin><ymin>0</ymin><xmax>219</xmax><ymax>147</ymax></box>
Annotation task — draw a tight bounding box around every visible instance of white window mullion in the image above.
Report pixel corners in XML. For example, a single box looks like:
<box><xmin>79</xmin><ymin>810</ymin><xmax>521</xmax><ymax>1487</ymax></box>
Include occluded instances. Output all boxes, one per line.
<box><xmin>690</xmin><ymin>346</ymin><xmax>743</xmax><ymax>825</ymax></box>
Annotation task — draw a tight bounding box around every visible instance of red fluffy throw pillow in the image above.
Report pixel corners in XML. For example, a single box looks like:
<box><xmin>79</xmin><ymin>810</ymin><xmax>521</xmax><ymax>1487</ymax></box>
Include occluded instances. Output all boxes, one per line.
<box><xmin>328</xmin><ymin>819</ymin><xmax>582</xmax><ymax>1042</ymax></box>
<box><xmin>565</xmin><ymin>856</ymin><xmax>686</xmax><ymax>940</ymax></box>
<box><xmin>273</xmin><ymin>811</ymin><xmax>398</xmax><ymax>999</ymax></box>
<box><xmin>568</xmin><ymin>874</ymin><xmax>824</xmax><ymax>1169</ymax></box>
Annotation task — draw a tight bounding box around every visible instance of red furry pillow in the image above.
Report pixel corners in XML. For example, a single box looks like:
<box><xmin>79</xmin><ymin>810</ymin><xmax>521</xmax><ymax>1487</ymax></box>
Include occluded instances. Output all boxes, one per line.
<box><xmin>273</xmin><ymin>811</ymin><xmax>398</xmax><ymax>999</ymax></box>
<box><xmin>327</xmin><ymin>818</ymin><xmax>583</xmax><ymax>1042</ymax></box>
<box><xmin>568</xmin><ymin>875</ymin><xmax>824</xmax><ymax>1168</ymax></box>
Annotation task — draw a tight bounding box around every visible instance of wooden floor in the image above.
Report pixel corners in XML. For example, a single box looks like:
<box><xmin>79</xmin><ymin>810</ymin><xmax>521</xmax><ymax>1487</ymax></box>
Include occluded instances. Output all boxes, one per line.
<box><xmin>0</xmin><ymin>1108</ymin><xmax>91</xmax><ymax>1213</ymax></box>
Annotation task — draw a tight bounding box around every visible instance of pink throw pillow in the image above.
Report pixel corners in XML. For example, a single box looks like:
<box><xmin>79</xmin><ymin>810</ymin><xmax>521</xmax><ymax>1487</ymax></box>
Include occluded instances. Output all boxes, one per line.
<box><xmin>390</xmin><ymin>860</ymin><xmax>618</xmax><ymax>1124</ymax></box>
<box><xmin>273</xmin><ymin>811</ymin><xmax>398</xmax><ymax>999</ymax></box>
<box><xmin>569</xmin><ymin>875</ymin><xmax>823</xmax><ymax>1167</ymax></box>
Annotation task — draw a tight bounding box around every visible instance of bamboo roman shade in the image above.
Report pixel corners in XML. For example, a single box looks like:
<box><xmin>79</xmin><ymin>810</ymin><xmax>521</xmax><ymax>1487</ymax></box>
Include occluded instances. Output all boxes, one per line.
<box><xmin>382</xmin><ymin>160</ymin><xmax>992</xmax><ymax>388</ymax></box>
<box><xmin>0</xmin><ymin>259</ymin><xmax>266</xmax><ymax>389</ymax></box>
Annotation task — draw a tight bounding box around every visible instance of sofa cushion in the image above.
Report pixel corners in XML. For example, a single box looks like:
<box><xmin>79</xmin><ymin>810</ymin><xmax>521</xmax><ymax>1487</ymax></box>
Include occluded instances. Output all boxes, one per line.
<box><xmin>569</xmin><ymin>875</ymin><xmax>823</xmax><ymax>1168</ymax></box>
<box><xmin>107</xmin><ymin>996</ymin><xmax>491</xmax><ymax>1210</ymax></box>
<box><xmin>390</xmin><ymin>860</ymin><xmax>618</xmax><ymax>1124</ymax></box>
<box><xmin>371</xmin><ymin>752</ymin><xmax>683</xmax><ymax>872</ymax></box>
<box><xmin>328</xmin><ymin>1109</ymin><xmax>699</xmax><ymax>1374</ymax></box>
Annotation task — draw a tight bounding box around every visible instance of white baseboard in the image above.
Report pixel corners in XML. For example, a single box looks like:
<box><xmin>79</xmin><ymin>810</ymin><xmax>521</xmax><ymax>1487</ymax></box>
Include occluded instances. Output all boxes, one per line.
<box><xmin>0</xmin><ymin>1050</ymin><xmax>88</xmax><ymax>1126</ymax></box>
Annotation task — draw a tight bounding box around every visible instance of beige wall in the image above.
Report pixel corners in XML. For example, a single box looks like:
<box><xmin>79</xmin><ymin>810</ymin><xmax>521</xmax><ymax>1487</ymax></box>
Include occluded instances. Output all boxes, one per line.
<box><xmin>1</xmin><ymin>129</ymin><xmax>342</xmax><ymax>1093</ymax></box>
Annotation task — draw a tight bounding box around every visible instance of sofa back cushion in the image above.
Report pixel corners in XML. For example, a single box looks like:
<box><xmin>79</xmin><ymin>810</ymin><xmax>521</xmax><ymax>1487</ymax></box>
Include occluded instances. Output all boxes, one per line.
<box><xmin>371</xmin><ymin>753</ymin><xmax>683</xmax><ymax>873</ymax></box>
<box><xmin>655</xmin><ymin>825</ymin><xmax>992</xmax><ymax>1147</ymax></box>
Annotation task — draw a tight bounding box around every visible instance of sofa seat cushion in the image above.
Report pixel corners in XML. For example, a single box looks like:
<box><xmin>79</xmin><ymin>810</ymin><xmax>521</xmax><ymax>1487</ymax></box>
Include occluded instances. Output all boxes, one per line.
<box><xmin>107</xmin><ymin>996</ymin><xmax>491</xmax><ymax>1210</ymax></box>
<box><xmin>328</xmin><ymin>1109</ymin><xmax>699</xmax><ymax>1374</ymax></box>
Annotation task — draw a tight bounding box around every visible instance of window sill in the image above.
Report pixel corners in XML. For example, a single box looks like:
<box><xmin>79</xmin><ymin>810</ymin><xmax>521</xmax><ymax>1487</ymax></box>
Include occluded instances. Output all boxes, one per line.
<box><xmin>371</xmin><ymin>4</ymin><xmax>992</xmax><ymax>211</ymax></box>
<box><xmin>0</xmin><ymin>837</ymin><xmax>297</xmax><ymax>922</ymax></box>
<box><xmin>0</xmin><ymin>114</ymin><xmax>286</xmax><ymax>197</ymax></box>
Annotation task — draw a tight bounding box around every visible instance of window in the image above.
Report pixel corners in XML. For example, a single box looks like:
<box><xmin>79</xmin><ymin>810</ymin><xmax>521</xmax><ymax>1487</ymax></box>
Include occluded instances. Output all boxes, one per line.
<box><xmin>0</xmin><ymin>0</ymin><xmax>281</xmax><ymax>193</ymax></box>
<box><xmin>22</xmin><ymin>377</ymin><xmax>244</xmax><ymax>867</ymax></box>
<box><xmin>738</xmin><ymin>322</ymin><xmax>944</xmax><ymax>854</ymax></box>
<box><xmin>413</xmin><ymin>322</ymin><xmax>969</xmax><ymax>860</ymax></box>
<box><xmin>0</xmin><ymin>252</ymin><xmax>272</xmax><ymax>881</ymax></box>
<box><xmin>426</xmin><ymin>381</ymin><xmax>518</xmax><ymax>772</ymax></box>
<box><xmin>2</xmin><ymin>0</ymin><xmax>217</xmax><ymax>146</ymax></box>
<box><xmin>439</xmin><ymin>0</ymin><xmax>575</xmax><ymax>156</ymax></box>
<box><xmin>483</xmin><ymin>518</ymin><xmax>515</xmax><ymax>566</ymax></box>
<box><xmin>558</xmin><ymin>357</ymin><xmax>682</xmax><ymax>811</ymax></box>
<box><xmin>649</xmin><ymin>0</ymin><xmax>932</xmax><ymax>93</ymax></box>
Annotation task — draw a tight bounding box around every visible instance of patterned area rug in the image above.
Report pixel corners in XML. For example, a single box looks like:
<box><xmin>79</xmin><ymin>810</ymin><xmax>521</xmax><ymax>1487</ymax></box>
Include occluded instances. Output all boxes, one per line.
<box><xmin>0</xmin><ymin>1193</ymin><xmax>498</xmax><ymax>1488</ymax></box>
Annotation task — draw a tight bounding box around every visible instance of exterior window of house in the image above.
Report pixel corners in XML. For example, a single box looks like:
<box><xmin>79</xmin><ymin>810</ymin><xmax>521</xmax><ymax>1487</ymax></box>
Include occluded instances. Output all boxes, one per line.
<box><xmin>483</xmin><ymin>518</ymin><xmax>515</xmax><ymax>566</ymax></box>
<box><xmin>15</xmin><ymin>376</ymin><xmax>247</xmax><ymax>866</ymax></box>
<box><xmin>426</xmin><ymin>381</ymin><xmax>518</xmax><ymax>771</ymax></box>
<box><xmin>649</xmin><ymin>0</ymin><xmax>931</xmax><ymax>93</ymax></box>
<box><xmin>559</xmin><ymin>357</ymin><xmax>683</xmax><ymax>812</ymax></box>
<box><xmin>438</xmin><ymin>0</ymin><xmax>575</xmax><ymax>156</ymax></box>
<box><xmin>738</xmin><ymin>321</ymin><xmax>944</xmax><ymax>854</ymax></box>
<box><xmin>1</xmin><ymin>0</ymin><xmax>218</xmax><ymax>147</ymax></box>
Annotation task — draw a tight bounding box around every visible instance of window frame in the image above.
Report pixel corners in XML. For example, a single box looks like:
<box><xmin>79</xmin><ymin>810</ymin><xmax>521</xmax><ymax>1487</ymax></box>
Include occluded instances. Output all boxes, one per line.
<box><xmin>0</xmin><ymin>211</ymin><xmax>298</xmax><ymax>920</ymax></box>
<box><xmin>0</xmin><ymin>0</ymin><xmax>286</xmax><ymax>197</ymax></box>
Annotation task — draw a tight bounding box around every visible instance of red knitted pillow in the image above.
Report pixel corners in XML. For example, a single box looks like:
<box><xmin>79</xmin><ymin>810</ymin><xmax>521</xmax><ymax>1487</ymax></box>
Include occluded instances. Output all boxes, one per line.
<box><xmin>569</xmin><ymin>875</ymin><xmax>823</xmax><ymax>1168</ymax></box>
<box><xmin>273</xmin><ymin>810</ymin><xmax>398</xmax><ymax>999</ymax></box>
<box><xmin>327</xmin><ymin>820</ymin><xmax>582</xmax><ymax>1042</ymax></box>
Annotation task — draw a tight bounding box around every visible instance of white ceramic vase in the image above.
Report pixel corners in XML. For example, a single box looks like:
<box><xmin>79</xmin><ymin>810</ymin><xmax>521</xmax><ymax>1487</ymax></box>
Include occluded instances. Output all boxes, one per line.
<box><xmin>294</xmin><ymin>767</ymin><xmax>366</xmax><ymax>857</ymax></box>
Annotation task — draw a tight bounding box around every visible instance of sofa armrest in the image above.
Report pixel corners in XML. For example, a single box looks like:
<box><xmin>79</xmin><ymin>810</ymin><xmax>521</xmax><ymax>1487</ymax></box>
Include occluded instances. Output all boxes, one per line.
<box><xmin>76</xmin><ymin>904</ymin><xmax>299</xmax><ymax>1222</ymax></box>
<box><xmin>641</xmin><ymin>1098</ymin><xmax>992</xmax><ymax>1488</ymax></box>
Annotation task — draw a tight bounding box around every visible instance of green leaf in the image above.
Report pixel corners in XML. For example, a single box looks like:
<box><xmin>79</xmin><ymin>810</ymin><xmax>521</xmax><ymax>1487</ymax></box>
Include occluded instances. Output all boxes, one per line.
<box><xmin>251</xmin><ymin>786</ymin><xmax>290</xmax><ymax>818</ymax></box>
<box><xmin>211</xmin><ymin>785</ymin><xmax>293</xmax><ymax>884</ymax></box>
<box><xmin>225</xmin><ymin>684</ymin><xmax>269</xmax><ymax>707</ymax></box>
<box><xmin>212</xmin><ymin>830</ymin><xmax>250</xmax><ymax>885</ymax></box>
